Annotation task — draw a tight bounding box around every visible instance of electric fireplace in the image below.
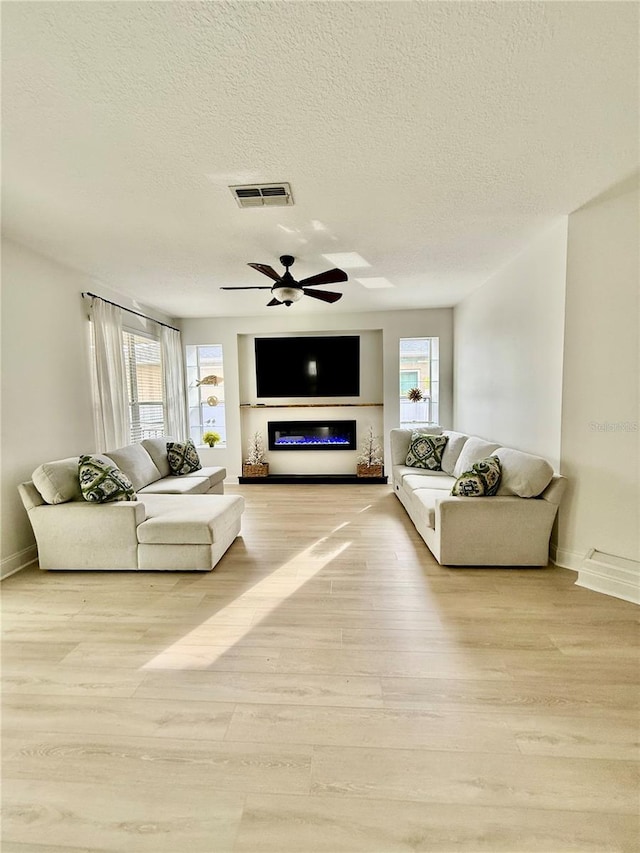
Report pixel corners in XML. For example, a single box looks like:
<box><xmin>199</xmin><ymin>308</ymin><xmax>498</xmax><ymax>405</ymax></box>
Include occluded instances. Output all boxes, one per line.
<box><xmin>268</xmin><ymin>420</ymin><xmax>357</xmax><ymax>451</ymax></box>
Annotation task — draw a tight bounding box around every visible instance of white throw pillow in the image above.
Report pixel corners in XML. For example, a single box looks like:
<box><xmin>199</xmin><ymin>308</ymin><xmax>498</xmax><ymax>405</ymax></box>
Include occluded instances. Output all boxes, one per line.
<box><xmin>453</xmin><ymin>437</ymin><xmax>501</xmax><ymax>478</ymax></box>
<box><xmin>141</xmin><ymin>436</ymin><xmax>177</xmax><ymax>479</ymax></box>
<box><xmin>32</xmin><ymin>457</ymin><xmax>84</xmax><ymax>504</ymax></box>
<box><xmin>440</xmin><ymin>431</ymin><xmax>469</xmax><ymax>475</ymax></box>
<box><xmin>104</xmin><ymin>444</ymin><xmax>162</xmax><ymax>491</ymax></box>
<box><xmin>495</xmin><ymin>447</ymin><xmax>554</xmax><ymax>498</ymax></box>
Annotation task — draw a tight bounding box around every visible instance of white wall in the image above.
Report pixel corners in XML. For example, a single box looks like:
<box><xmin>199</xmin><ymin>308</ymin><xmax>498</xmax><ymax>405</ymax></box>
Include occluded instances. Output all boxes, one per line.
<box><xmin>557</xmin><ymin>176</ymin><xmax>639</xmax><ymax>569</ymax></box>
<box><xmin>180</xmin><ymin>309</ymin><xmax>453</xmax><ymax>480</ymax></box>
<box><xmin>453</xmin><ymin>219</ymin><xmax>568</xmax><ymax>468</ymax></box>
<box><xmin>0</xmin><ymin>237</ymin><xmax>175</xmax><ymax>577</ymax></box>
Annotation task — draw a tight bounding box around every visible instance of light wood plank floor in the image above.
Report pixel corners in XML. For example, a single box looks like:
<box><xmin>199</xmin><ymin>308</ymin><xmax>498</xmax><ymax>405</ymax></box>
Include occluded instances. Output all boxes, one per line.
<box><xmin>2</xmin><ymin>484</ymin><xmax>639</xmax><ymax>852</ymax></box>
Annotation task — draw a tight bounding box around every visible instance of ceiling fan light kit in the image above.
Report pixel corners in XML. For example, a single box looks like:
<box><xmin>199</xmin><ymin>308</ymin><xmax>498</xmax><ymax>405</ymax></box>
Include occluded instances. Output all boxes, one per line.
<box><xmin>220</xmin><ymin>255</ymin><xmax>348</xmax><ymax>307</ymax></box>
<box><xmin>272</xmin><ymin>285</ymin><xmax>304</xmax><ymax>305</ymax></box>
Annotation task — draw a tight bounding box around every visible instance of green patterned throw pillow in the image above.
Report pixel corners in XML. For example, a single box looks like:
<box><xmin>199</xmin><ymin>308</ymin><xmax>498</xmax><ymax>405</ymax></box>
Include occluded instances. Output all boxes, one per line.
<box><xmin>405</xmin><ymin>433</ymin><xmax>449</xmax><ymax>470</ymax></box>
<box><xmin>78</xmin><ymin>455</ymin><xmax>137</xmax><ymax>503</ymax></box>
<box><xmin>451</xmin><ymin>455</ymin><xmax>502</xmax><ymax>497</ymax></box>
<box><xmin>167</xmin><ymin>439</ymin><xmax>202</xmax><ymax>475</ymax></box>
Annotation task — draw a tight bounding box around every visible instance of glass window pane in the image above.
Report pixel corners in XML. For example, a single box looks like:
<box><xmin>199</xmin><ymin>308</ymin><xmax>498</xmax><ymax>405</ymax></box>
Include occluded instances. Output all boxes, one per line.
<box><xmin>123</xmin><ymin>330</ymin><xmax>165</xmax><ymax>443</ymax></box>
<box><xmin>399</xmin><ymin>337</ymin><xmax>439</xmax><ymax>428</ymax></box>
<box><xmin>186</xmin><ymin>344</ymin><xmax>227</xmax><ymax>447</ymax></box>
<box><xmin>400</xmin><ymin>370</ymin><xmax>419</xmax><ymax>395</ymax></box>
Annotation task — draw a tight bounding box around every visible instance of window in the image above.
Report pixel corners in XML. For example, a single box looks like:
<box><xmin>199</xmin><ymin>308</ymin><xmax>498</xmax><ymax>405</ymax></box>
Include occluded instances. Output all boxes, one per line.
<box><xmin>399</xmin><ymin>337</ymin><xmax>439</xmax><ymax>427</ymax></box>
<box><xmin>123</xmin><ymin>330</ymin><xmax>165</xmax><ymax>442</ymax></box>
<box><xmin>186</xmin><ymin>345</ymin><xmax>227</xmax><ymax>447</ymax></box>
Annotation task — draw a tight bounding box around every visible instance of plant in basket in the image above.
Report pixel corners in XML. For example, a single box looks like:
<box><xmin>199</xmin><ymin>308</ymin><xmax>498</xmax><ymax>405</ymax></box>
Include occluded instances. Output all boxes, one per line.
<box><xmin>356</xmin><ymin>425</ymin><xmax>383</xmax><ymax>477</ymax></box>
<box><xmin>243</xmin><ymin>431</ymin><xmax>269</xmax><ymax>477</ymax></box>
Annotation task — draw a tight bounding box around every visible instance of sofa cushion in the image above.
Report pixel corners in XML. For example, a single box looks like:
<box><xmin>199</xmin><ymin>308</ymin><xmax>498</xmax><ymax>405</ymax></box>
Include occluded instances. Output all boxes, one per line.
<box><xmin>140</xmin><ymin>436</ymin><xmax>177</xmax><ymax>479</ymax></box>
<box><xmin>451</xmin><ymin>455</ymin><xmax>502</xmax><ymax>497</ymax></box>
<box><xmin>402</xmin><ymin>472</ymin><xmax>457</xmax><ymax>492</ymax></box>
<box><xmin>440</xmin><ymin>431</ymin><xmax>470</xmax><ymax>475</ymax></box>
<box><xmin>406</xmin><ymin>433</ymin><xmax>448</xmax><ymax>470</ymax></box>
<box><xmin>409</xmin><ymin>489</ymin><xmax>440</xmax><ymax>529</ymax></box>
<box><xmin>181</xmin><ymin>466</ymin><xmax>226</xmax><ymax>490</ymax></box>
<box><xmin>138</xmin><ymin>476</ymin><xmax>211</xmax><ymax>495</ymax></box>
<box><xmin>104</xmin><ymin>444</ymin><xmax>162</xmax><ymax>491</ymax></box>
<box><xmin>32</xmin><ymin>457</ymin><xmax>85</xmax><ymax>504</ymax></box>
<box><xmin>495</xmin><ymin>447</ymin><xmax>554</xmax><ymax>498</ymax></box>
<box><xmin>453</xmin><ymin>437</ymin><xmax>501</xmax><ymax>478</ymax></box>
<box><xmin>78</xmin><ymin>455</ymin><xmax>137</xmax><ymax>503</ymax></box>
<box><xmin>137</xmin><ymin>494</ymin><xmax>245</xmax><ymax>545</ymax></box>
<box><xmin>167</xmin><ymin>439</ymin><xmax>202</xmax><ymax>475</ymax></box>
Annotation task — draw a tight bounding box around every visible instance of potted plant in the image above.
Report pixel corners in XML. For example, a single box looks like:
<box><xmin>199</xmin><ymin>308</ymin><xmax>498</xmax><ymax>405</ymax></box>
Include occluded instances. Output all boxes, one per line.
<box><xmin>202</xmin><ymin>431</ymin><xmax>221</xmax><ymax>448</ymax></box>
<box><xmin>356</xmin><ymin>425</ymin><xmax>383</xmax><ymax>477</ymax></box>
<box><xmin>242</xmin><ymin>431</ymin><xmax>269</xmax><ymax>477</ymax></box>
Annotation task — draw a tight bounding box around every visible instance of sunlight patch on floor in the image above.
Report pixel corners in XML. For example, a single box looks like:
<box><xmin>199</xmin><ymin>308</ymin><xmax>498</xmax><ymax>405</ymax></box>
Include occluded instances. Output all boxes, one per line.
<box><xmin>141</xmin><ymin>536</ymin><xmax>351</xmax><ymax>670</ymax></box>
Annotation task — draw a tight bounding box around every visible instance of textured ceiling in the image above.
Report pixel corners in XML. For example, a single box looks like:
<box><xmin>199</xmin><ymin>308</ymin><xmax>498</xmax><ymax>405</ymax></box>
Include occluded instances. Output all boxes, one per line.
<box><xmin>2</xmin><ymin>2</ymin><xmax>638</xmax><ymax>318</ymax></box>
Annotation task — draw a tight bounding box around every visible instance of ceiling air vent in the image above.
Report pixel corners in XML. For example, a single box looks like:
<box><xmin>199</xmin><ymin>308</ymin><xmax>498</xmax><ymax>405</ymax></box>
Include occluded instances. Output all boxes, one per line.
<box><xmin>229</xmin><ymin>182</ymin><xmax>294</xmax><ymax>208</ymax></box>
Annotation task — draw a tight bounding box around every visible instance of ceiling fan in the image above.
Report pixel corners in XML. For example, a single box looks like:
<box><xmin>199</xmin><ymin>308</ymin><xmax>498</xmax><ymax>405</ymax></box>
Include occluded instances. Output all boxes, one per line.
<box><xmin>220</xmin><ymin>255</ymin><xmax>348</xmax><ymax>306</ymax></box>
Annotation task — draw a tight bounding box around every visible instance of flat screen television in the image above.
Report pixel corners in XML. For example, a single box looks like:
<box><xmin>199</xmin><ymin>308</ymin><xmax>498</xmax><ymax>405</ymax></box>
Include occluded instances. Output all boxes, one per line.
<box><xmin>255</xmin><ymin>335</ymin><xmax>360</xmax><ymax>397</ymax></box>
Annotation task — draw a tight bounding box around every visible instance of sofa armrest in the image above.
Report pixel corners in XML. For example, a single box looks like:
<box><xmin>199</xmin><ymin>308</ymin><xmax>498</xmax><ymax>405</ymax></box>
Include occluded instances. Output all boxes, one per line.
<box><xmin>540</xmin><ymin>474</ymin><xmax>567</xmax><ymax>506</ymax></box>
<box><xmin>390</xmin><ymin>429</ymin><xmax>412</xmax><ymax>466</ymax></box>
<box><xmin>435</xmin><ymin>495</ymin><xmax>559</xmax><ymax>566</ymax></box>
<box><xmin>27</xmin><ymin>500</ymin><xmax>145</xmax><ymax>570</ymax></box>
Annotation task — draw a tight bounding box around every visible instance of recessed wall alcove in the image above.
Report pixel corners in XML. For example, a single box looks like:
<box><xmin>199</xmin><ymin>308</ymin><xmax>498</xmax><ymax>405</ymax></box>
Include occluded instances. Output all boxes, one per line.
<box><xmin>238</xmin><ymin>330</ymin><xmax>384</xmax><ymax>475</ymax></box>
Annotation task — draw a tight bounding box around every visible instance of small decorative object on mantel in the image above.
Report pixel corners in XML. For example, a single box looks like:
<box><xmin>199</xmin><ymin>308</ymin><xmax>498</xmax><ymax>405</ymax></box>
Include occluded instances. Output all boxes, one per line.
<box><xmin>407</xmin><ymin>387</ymin><xmax>423</xmax><ymax>403</ymax></box>
<box><xmin>196</xmin><ymin>374</ymin><xmax>223</xmax><ymax>387</ymax></box>
<box><xmin>356</xmin><ymin>425</ymin><xmax>384</xmax><ymax>477</ymax></box>
<box><xmin>243</xmin><ymin>431</ymin><xmax>269</xmax><ymax>477</ymax></box>
<box><xmin>202</xmin><ymin>431</ymin><xmax>221</xmax><ymax>448</ymax></box>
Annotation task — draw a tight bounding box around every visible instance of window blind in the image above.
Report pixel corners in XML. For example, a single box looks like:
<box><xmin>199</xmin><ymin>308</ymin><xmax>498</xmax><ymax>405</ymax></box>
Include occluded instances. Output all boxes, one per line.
<box><xmin>123</xmin><ymin>331</ymin><xmax>165</xmax><ymax>443</ymax></box>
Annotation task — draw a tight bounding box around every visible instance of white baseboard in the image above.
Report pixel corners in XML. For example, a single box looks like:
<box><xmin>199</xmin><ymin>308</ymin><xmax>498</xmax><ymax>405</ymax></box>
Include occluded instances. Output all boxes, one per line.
<box><xmin>1</xmin><ymin>545</ymin><xmax>38</xmax><ymax>580</ymax></box>
<box><xmin>550</xmin><ymin>544</ymin><xmax>583</xmax><ymax>572</ymax></box>
<box><xmin>575</xmin><ymin>550</ymin><xmax>640</xmax><ymax>605</ymax></box>
<box><xmin>551</xmin><ymin>545</ymin><xmax>639</xmax><ymax>605</ymax></box>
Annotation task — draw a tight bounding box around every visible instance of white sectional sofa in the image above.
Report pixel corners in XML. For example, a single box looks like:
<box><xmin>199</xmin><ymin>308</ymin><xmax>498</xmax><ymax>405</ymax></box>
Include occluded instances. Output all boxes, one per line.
<box><xmin>391</xmin><ymin>428</ymin><xmax>566</xmax><ymax>566</ymax></box>
<box><xmin>18</xmin><ymin>438</ymin><xmax>244</xmax><ymax>572</ymax></box>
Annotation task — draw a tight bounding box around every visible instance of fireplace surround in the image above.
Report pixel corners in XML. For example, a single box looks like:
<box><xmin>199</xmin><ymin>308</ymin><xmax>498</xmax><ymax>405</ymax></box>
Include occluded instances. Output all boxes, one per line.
<box><xmin>268</xmin><ymin>420</ymin><xmax>357</xmax><ymax>451</ymax></box>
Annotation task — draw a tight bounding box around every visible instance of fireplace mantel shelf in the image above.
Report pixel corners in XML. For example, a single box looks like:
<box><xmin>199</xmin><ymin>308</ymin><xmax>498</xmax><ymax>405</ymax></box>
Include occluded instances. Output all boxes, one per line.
<box><xmin>239</xmin><ymin>474</ymin><xmax>388</xmax><ymax>484</ymax></box>
<box><xmin>240</xmin><ymin>403</ymin><xmax>383</xmax><ymax>408</ymax></box>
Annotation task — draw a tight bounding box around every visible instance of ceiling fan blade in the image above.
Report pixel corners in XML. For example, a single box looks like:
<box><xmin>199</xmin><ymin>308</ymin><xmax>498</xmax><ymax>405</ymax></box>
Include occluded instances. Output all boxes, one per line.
<box><xmin>220</xmin><ymin>286</ymin><xmax>273</xmax><ymax>290</ymax></box>
<box><xmin>303</xmin><ymin>288</ymin><xmax>343</xmax><ymax>303</ymax></box>
<box><xmin>298</xmin><ymin>268</ymin><xmax>348</xmax><ymax>288</ymax></box>
<box><xmin>248</xmin><ymin>263</ymin><xmax>282</xmax><ymax>282</ymax></box>
<box><xmin>266</xmin><ymin>297</ymin><xmax>282</xmax><ymax>307</ymax></box>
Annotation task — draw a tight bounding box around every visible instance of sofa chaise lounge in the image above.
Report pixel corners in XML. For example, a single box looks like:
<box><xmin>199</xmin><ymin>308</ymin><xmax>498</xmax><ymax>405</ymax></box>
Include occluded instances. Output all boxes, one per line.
<box><xmin>391</xmin><ymin>428</ymin><xmax>566</xmax><ymax>566</ymax></box>
<box><xmin>18</xmin><ymin>438</ymin><xmax>244</xmax><ymax>571</ymax></box>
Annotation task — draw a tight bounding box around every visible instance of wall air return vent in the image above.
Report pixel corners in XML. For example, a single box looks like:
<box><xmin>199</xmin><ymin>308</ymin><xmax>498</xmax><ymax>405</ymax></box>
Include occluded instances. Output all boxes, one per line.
<box><xmin>230</xmin><ymin>183</ymin><xmax>294</xmax><ymax>208</ymax></box>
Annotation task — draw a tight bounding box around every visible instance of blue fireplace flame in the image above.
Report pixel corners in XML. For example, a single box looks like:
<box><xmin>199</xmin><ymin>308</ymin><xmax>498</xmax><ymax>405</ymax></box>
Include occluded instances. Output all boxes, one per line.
<box><xmin>268</xmin><ymin>420</ymin><xmax>357</xmax><ymax>451</ymax></box>
<box><xmin>274</xmin><ymin>435</ymin><xmax>351</xmax><ymax>446</ymax></box>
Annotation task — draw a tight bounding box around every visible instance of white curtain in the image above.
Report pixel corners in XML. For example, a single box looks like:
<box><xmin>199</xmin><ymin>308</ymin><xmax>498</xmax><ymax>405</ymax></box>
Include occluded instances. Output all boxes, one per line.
<box><xmin>89</xmin><ymin>298</ymin><xmax>129</xmax><ymax>451</ymax></box>
<box><xmin>160</xmin><ymin>325</ymin><xmax>189</xmax><ymax>440</ymax></box>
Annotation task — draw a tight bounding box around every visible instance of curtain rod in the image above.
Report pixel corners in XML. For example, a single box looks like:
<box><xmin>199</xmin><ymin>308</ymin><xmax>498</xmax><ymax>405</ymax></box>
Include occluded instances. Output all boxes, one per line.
<box><xmin>82</xmin><ymin>292</ymin><xmax>180</xmax><ymax>332</ymax></box>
